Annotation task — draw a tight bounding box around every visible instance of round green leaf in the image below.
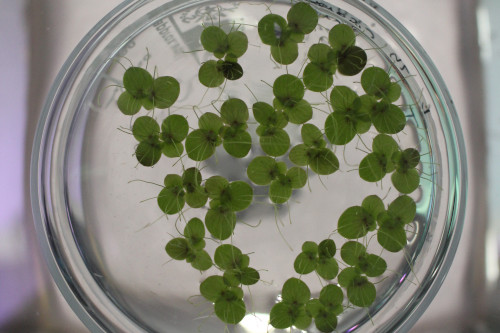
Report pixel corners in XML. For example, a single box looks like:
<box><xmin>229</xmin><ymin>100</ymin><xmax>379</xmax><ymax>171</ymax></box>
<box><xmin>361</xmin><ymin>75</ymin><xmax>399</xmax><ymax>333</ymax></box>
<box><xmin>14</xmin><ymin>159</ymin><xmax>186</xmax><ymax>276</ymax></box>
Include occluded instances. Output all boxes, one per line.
<box><xmin>117</xmin><ymin>91</ymin><xmax>141</xmax><ymax>115</ymax></box>
<box><xmin>222</xmin><ymin>128</ymin><xmax>251</xmax><ymax>158</ymax></box>
<box><xmin>371</xmin><ymin>102</ymin><xmax>406</xmax><ymax>134</ymax></box>
<box><xmin>388</xmin><ymin>195</ymin><xmax>417</xmax><ymax>224</ymax></box>
<box><xmin>361</xmin><ymin>66</ymin><xmax>391</xmax><ymax>99</ymax></box>
<box><xmin>316</xmin><ymin>257</ymin><xmax>339</xmax><ymax>280</ymax></box>
<box><xmin>294</xmin><ymin>252</ymin><xmax>317</xmax><ymax>275</ymax></box>
<box><xmin>152</xmin><ymin>76</ymin><xmax>180</xmax><ymax>109</ymax></box>
<box><xmin>270</xmin><ymin>303</ymin><xmax>294</xmax><ymax>329</ymax></box>
<box><xmin>286</xmin><ymin>167</ymin><xmax>307</xmax><ymax>189</ymax></box>
<box><xmin>377</xmin><ymin>225</ymin><xmax>406</xmax><ymax>252</ymax></box>
<box><xmin>308</xmin><ymin>148</ymin><xmax>339</xmax><ymax>175</ymax></box>
<box><xmin>227</xmin><ymin>181</ymin><xmax>253</xmax><ymax>211</ymax></box>
<box><xmin>135</xmin><ymin>140</ymin><xmax>163</xmax><ymax>166</ymax></box>
<box><xmin>319</xmin><ymin>284</ymin><xmax>344</xmax><ymax>308</ymax></box>
<box><xmin>358</xmin><ymin>254</ymin><xmax>387</xmax><ymax>277</ymax></box>
<box><xmin>258</xmin><ymin>14</ymin><xmax>288</xmax><ymax>46</ymax></box>
<box><xmin>361</xmin><ymin>195</ymin><xmax>385</xmax><ymax>220</ymax></box>
<box><xmin>328</xmin><ymin>24</ymin><xmax>355</xmax><ymax>52</ymax></box>
<box><xmin>214</xmin><ymin>244</ymin><xmax>243</xmax><ymax>270</ymax></box>
<box><xmin>200</xmin><ymin>275</ymin><xmax>227</xmax><ymax>302</ymax></box>
<box><xmin>198</xmin><ymin>60</ymin><xmax>224</xmax><ymax>87</ymax></box>
<box><xmin>205</xmin><ymin>176</ymin><xmax>229</xmax><ymax>198</ymax></box>
<box><xmin>165</xmin><ymin>238</ymin><xmax>189</xmax><ymax>260</ymax></box>
<box><xmin>205</xmin><ymin>206</ymin><xmax>236</xmax><ymax>240</ymax></box>
<box><xmin>271</xmin><ymin>40</ymin><xmax>299</xmax><ymax>65</ymax></box>
<box><xmin>132</xmin><ymin>116</ymin><xmax>160</xmax><ymax>142</ymax></box>
<box><xmin>308</xmin><ymin>43</ymin><xmax>334</xmax><ymax>64</ymax></box>
<box><xmin>285</xmin><ymin>99</ymin><xmax>312</xmax><ymax>124</ymax></box>
<box><xmin>302</xmin><ymin>241</ymin><xmax>318</xmax><ymax>254</ymax></box>
<box><xmin>185</xmin><ymin>129</ymin><xmax>216</xmax><ymax>161</ymax></box>
<box><xmin>247</xmin><ymin>156</ymin><xmax>279</xmax><ymax>185</ymax></box>
<box><xmin>227</xmin><ymin>30</ymin><xmax>248</xmax><ymax>59</ymax></box>
<box><xmin>359</xmin><ymin>153</ymin><xmax>386</xmax><ymax>182</ymax></box>
<box><xmin>269</xmin><ymin>178</ymin><xmax>292</xmax><ymax>204</ymax></box>
<box><xmin>318</xmin><ymin>239</ymin><xmax>336</xmax><ymax>258</ymax></box>
<box><xmin>337</xmin><ymin>46</ymin><xmax>367</xmax><ymax>76</ymax></box>
<box><xmin>391</xmin><ymin>169</ymin><xmax>420</xmax><ymax>194</ymax></box>
<box><xmin>252</xmin><ymin>101</ymin><xmax>275</xmax><ymax>125</ymax></box>
<box><xmin>185</xmin><ymin>186</ymin><xmax>208</xmax><ymax>208</ymax></box>
<box><xmin>289</xmin><ymin>144</ymin><xmax>309</xmax><ymax>166</ymax></box>
<box><xmin>157</xmin><ymin>186</ymin><xmax>185</xmax><ymax>214</ymax></box>
<box><xmin>200</xmin><ymin>26</ymin><xmax>228</xmax><ymax>55</ymax></box>
<box><xmin>330</xmin><ymin>85</ymin><xmax>360</xmax><ymax>114</ymax></box>
<box><xmin>338</xmin><ymin>267</ymin><xmax>360</xmax><ymax>288</ymax></box>
<box><xmin>214</xmin><ymin>298</ymin><xmax>246</xmax><ymax>325</ymax></box>
<box><xmin>337</xmin><ymin>206</ymin><xmax>375</xmax><ymax>239</ymax></box>
<box><xmin>162</xmin><ymin>141</ymin><xmax>183</xmax><ymax>157</ymax></box>
<box><xmin>302</xmin><ymin>124</ymin><xmax>325</xmax><ymax>148</ymax></box>
<box><xmin>282</xmin><ymin>277</ymin><xmax>311</xmax><ymax>304</ymax></box>
<box><xmin>240</xmin><ymin>267</ymin><xmax>260</xmax><ymax>285</ymax></box>
<box><xmin>340</xmin><ymin>241</ymin><xmax>366</xmax><ymax>266</ymax></box>
<box><xmin>184</xmin><ymin>217</ymin><xmax>205</xmax><ymax>241</ymax></box>
<box><xmin>324</xmin><ymin>112</ymin><xmax>356</xmax><ymax>145</ymax></box>
<box><xmin>287</xmin><ymin>2</ymin><xmax>318</xmax><ymax>34</ymax></box>
<box><xmin>303</xmin><ymin>62</ymin><xmax>333</xmax><ymax>92</ymax></box>
<box><xmin>259</xmin><ymin>128</ymin><xmax>290</xmax><ymax>157</ymax></box>
<box><xmin>123</xmin><ymin>67</ymin><xmax>153</xmax><ymax>99</ymax></box>
<box><xmin>221</xmin><ymin>98</ymin><xmax>249</xmax><ymax>126</ymax></box>
<box><xmin>347</xmin><ymin>276</ymin><xmax>376</xmax><ymax>307</ymax></box>
<box><xmin>161</xmin><ymin>114</ymin><xmax>189</xmax><ymax>143</ymax></box>
<box><xmin>315</xmin><ymin>311</ymin><xmax>338</xmax><ymax>333</ymax></box>
<box><xmin>164</xmin><ymin>174</ymin><xmax>183</xmax><ymax>188</ymax></box>
<box><xmin>273</xmin><ymin>74</ymin><xmax>304</xmax><ymax>107</ymax></box>
<box><xmin>190</xmin><ymin>250</ymin><xmax>213</xmax><ymax>271</ymax></box>
<box><xmin>220</xmin><ymin>61</ymin><xmax>243</xmax><ymax>80</ymax></box>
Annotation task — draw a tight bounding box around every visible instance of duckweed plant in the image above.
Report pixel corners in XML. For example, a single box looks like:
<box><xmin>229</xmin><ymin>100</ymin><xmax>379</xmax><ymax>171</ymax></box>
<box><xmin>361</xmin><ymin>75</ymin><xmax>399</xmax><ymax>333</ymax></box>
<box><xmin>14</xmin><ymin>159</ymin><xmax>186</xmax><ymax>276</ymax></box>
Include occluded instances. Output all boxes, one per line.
<box><xmin>113</xmin><ymin>2</ymin><xmax>422</xmax><ymax>332</ymax></box>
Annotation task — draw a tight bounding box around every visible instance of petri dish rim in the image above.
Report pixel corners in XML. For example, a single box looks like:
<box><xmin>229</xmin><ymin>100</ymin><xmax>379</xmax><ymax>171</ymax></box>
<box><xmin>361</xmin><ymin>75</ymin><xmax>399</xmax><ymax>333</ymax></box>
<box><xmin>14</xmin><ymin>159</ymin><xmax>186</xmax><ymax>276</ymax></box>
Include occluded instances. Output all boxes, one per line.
<box><xmin>30</xmin><ymin>0</ymin><xmax>467</xmax><ymax>332</ymax></box>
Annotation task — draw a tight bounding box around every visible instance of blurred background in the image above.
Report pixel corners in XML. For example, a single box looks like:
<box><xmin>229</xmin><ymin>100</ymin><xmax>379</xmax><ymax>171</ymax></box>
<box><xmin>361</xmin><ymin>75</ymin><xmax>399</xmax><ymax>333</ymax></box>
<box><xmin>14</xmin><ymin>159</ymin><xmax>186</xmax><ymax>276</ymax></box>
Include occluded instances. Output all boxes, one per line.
<box><xmin>0</xmin><ymin>0</ymin><xmax>498</xmax><ymax>331</ymax></box>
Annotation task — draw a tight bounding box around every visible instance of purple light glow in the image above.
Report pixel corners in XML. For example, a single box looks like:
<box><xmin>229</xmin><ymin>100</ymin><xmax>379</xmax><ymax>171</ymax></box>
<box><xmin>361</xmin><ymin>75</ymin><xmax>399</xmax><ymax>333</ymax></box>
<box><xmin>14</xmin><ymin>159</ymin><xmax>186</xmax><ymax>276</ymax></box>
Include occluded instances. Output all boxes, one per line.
<box><xmin>347</xmin><ymin>324</ymin><xmax>359</xmax><ymax>332</ymax></box>
<box><xmin>399</xmin><ymin>273</ymin><xmax>408</xmax><ymax>284</ymax></box>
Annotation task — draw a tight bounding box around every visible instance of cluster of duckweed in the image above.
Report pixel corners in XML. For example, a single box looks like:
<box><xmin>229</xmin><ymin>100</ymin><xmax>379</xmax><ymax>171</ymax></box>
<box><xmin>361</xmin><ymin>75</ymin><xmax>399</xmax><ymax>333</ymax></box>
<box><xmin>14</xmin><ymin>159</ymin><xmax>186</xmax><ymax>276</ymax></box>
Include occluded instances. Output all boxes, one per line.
<box><xmin>113</xmin><ymin>2</ymin><xmax>422</xmax><ymax>332</ymax></box>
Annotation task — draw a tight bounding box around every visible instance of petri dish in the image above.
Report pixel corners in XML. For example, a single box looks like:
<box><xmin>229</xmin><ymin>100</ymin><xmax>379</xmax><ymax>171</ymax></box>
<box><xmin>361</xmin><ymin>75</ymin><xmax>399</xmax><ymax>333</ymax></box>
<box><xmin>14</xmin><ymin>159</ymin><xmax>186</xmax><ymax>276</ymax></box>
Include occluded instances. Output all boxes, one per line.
<box><xmin>31</xmin><ymin>0</ymin><xmax>467</xmax><ymax>332</ymax></box>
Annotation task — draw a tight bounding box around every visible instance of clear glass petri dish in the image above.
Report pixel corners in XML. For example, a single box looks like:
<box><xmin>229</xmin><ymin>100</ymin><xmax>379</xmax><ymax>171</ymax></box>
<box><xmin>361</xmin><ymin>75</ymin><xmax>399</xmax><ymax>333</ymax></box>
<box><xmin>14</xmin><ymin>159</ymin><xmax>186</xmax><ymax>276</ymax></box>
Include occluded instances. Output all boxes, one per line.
<box><xmin>31</xmin><ymin>0</ymin><xmax>467</xmax><ymax>332</ymax></box>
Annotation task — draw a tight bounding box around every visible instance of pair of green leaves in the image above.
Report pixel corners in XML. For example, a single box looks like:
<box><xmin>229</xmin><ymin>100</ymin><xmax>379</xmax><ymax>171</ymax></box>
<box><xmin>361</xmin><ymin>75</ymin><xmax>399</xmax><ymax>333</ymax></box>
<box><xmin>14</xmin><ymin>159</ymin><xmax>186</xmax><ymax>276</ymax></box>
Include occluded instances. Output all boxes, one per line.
<box><xmin>289</xmin><ymin>124</ymin><xmax>340</xmax><ymax>175</ymax></box>
<box><xmin>324</xmin><ymin>86</ymin><xmax>371</xmax><ymax>145</ymax></box>
<box><xmin>198</xmin><ymin>59</ymin><xmax>244</xmax><ymax>87</ymax></box>
<box><xmin>391</xmin><ymin>148</ymin><xmax>421</xmax><ymax>193</ymax></box>
<box><xmin>337</xmin><ymin>267</ymin><xmax>376</xmax><ymax>307</ymax></box>
<box><xmin>359</xmin><ymin>134</ymin><xmax>421</xmax><ymax>193</ymax></box>
<box><xmin>247</xmin><ymin>156</ymin><xmax>307</xmax><ymax>204</ymax></box>
<box><xmin>204</xmin><ymin>176</ymin><xmax>253</xmax><ymax>240</ymax></box>
<box><xmin>377</xmin><ymin>195</ymin><xmax>416</xmax><ymax>252</ymax></box>
<box><xmin>293</xmin><ymin>240</ymin><xmax>339</xmax><ymax>280</ymax></box>
<box><xmin>306</xmin><ymin>284</ymin><xmax>344</xmax><ymax>332</ymax></box>
<box><xmin>185</xmin><ymin>112</ymin><xmax>223</xmax><ymax>161</ymax></box>
<box><xmin>337</xmin><ymin>195</ymin><xmax>384</xmax><ymax>239</ymax></box>
<box><xmin>198</xmin><ymin>26</ymin><xmax>248</xmax><ymax>87</ymax></box>
<box><xmin>132</xmin><ymin>115</ymin><xmax>188</xmax><ymax>166</ymax></box>
<box><xmin>219</xmin><ymin>98</ymin><xmax>252</xmax><ymax>158</ymax></box>
<box><xmin>273</xmin><ymin>74</ymin><xmax>313</xmax><ymax>124</ymax></box>
<box><xmin>215</xmin><ymin>244</ymin><xmax>260</xmax><ymax>286</ymax></box>
<box><xmin>340</xmin><ymin>241</ymin><xmax>387</xmax><ymax>277</ymax></box>
<box><xmin>157</xmin><ymin>169</ymin><xmax>209</xmax><ymax>214</ymax></box>
<box><xmin>200</xmin><ymin>275</ymin><xmax>246</xmax><ymax>324</ymax></box>
<box><xmin>253</xmin><ymin>102</ymin><xmax>291</xmax><ymax>156</ymax></box>
<box><xmin>165</xmin><ymin>218</ymin><xmax>212</xmax><ymax>271</ymax></box>
<box><xmin>303</xmin><ymin>43</ymin><xmax>337</xmax><ymax>92</ymax></box>
<box><xmin>118</xmin><ymin>67</ymin><xmax>180</xmax><ymax>115</ymax></box>
<box><xmin>258</xmin><ymin>2</ymin><xmax>318</xmax><ymax>65</ymax></box>
<box><xmin>359</xmin><ymin>134</ymin><xmax>399</xmax><ymax>182</ymax></box>
<box><xmin>270</xmin><ymin>278</ymin><xmax>313</xmax><ymax>330</ymax></box>
<box><xmin>328</xmin><ymin>24</ymin><xmax>367</xmax><ymax>76</ymax></box>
